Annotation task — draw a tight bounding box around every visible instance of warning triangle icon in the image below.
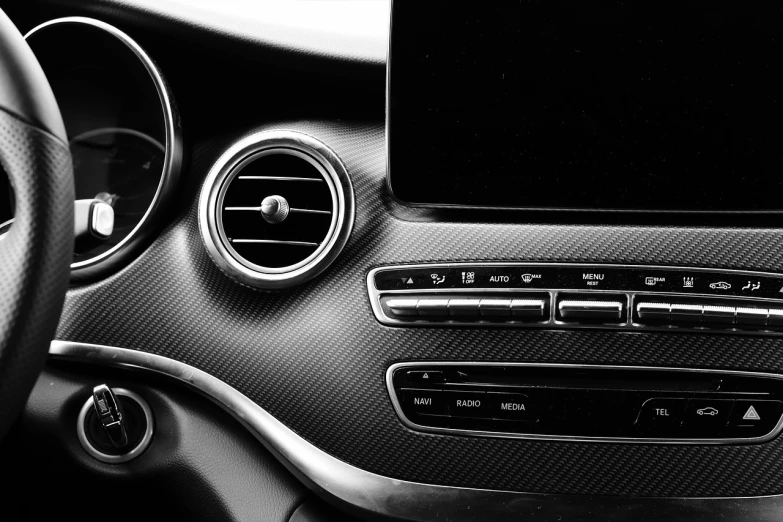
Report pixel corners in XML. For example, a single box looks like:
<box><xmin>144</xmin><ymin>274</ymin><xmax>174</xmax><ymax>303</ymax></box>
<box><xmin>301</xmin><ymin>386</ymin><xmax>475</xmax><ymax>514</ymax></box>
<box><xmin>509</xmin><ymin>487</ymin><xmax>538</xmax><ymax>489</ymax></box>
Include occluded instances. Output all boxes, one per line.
<box><xmin>422</xmin><ymin>373</ymin><xmax>429</xmax><ymax>380</ymax></box>
<box><xmin>402</xmin><ymin>278</ymin><xmax>414</xmax><ymax>285</ymax></box>
<box><xmin>743</xmin><ymin>405</ymin><xmax>761</xmax><ymax>421</ymax></box>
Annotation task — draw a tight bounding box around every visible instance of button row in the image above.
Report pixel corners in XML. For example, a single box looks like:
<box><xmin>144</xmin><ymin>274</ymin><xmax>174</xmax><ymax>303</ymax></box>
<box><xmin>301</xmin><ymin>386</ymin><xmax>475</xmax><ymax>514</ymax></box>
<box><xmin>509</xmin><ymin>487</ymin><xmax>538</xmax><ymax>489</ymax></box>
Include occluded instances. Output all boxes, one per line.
<box><xmin>386</xmin><ymin>297</ymin><xmax>546</xmax><ymax>319</ymax></box>
<box><xmin>637</xmin><ymin>397</ymin><xmax>782</xmax><ymax>437</ymax></box>
<box><xmin>637</xmin><ymin>302</ymin><xmax>783</xmax><ymax>327</ymax></box>
<box><xmin>399</xmin><ymin>388</ymin><xmax>534</xmax><ymax>421</ymax></box>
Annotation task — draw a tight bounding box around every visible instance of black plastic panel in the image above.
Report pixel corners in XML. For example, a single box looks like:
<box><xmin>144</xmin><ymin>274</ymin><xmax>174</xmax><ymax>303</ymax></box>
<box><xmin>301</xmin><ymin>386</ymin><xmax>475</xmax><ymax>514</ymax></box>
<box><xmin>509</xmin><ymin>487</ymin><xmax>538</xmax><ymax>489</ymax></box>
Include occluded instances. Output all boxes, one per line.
<box><xmin>389</xmin><ymin>363</ymin><xmax>783</xmax><ymax>443</ymax></box>
<box><xmin>55</xmin><ymin>120</ymin><xmax>783</xmax><ymax>498</ymax></box>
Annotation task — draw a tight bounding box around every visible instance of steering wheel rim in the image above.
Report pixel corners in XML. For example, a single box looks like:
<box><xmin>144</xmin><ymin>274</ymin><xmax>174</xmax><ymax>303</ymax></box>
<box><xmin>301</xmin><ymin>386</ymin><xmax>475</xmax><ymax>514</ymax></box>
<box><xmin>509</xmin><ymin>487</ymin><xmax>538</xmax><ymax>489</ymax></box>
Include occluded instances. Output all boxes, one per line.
<box><xmin>0</xmin><ymin>9</ymin><xmax>73</xmax><ymax>440</ymax></box>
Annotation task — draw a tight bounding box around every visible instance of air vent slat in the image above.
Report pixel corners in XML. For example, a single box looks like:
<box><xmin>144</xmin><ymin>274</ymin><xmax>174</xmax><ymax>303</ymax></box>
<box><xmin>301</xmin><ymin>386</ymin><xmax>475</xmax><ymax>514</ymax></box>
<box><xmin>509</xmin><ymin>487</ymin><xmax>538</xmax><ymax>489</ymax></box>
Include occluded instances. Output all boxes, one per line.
<box><xmin>224</xmin><ymin>207</ymin><xmax>332</xmax><ymax>216</ymax></box>
<box><xmin>238</xmin><ymin>176</ymin><xmax>325</xmax><ymax>183</ymax></box>
<box><xmin>230</xmin><ymin>239</ymin><xmax>320</xmax><ymax>247</ymax></box>
<box><xmin>200</xmin><ymin>131</ymin><xmax>354</xmax><ymax>288</ymax></box>
<box><xmin>223</xmin><ymin>178</ymin><xmax>332</xmax><ymax>211</ymax></box>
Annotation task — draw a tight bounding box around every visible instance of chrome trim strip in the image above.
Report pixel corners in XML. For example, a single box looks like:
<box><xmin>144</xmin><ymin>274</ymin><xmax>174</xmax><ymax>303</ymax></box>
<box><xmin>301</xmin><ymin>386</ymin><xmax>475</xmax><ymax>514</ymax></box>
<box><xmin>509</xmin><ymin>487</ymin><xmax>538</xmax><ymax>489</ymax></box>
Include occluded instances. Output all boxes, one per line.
<box><xmin>386</xmin><ymin>361</ymin><xmax>783</xmax><ymax>445</ymax></box>
<box><xmin>76</xmin><ymin>388</ymin><xmax>154</xmax><ymax>464</ymax></box>
<box><xmin>367</xmin><ymin>263</ymin><xmax>783</xmax><ymax>336</ymax></box>
<box><xmin>49</xmin><ymin>340</ymin><xmax>783</xmax><ymax>521</ymax></box>
<box><xmin>25</xmin><ymin>18</ymin><xmax>183</xmax><ymax>276</ymax></box>
<box><xmin>0</xmin><ymin>218</ymin><xmax>12</xmax><ymax>237</ymax></box>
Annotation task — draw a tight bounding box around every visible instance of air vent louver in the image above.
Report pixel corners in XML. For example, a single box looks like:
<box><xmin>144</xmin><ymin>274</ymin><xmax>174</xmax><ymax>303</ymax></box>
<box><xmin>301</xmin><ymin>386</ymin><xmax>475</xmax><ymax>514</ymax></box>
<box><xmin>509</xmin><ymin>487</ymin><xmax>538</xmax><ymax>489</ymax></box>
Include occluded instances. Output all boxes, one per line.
<box><xmin>199</xmin><ymin>132</ymin><xmax>354</xmax><ymax>289</ymax></box>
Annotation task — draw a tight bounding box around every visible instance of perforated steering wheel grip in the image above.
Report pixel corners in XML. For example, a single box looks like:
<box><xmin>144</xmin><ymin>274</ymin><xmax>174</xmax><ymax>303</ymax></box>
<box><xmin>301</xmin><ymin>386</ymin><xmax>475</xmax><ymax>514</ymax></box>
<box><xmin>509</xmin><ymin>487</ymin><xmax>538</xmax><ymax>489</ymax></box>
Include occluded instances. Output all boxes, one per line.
<box><xmin>0</xmin><ymin>8</ymin><xmax>74</xmax><ymax>440</ymax></box>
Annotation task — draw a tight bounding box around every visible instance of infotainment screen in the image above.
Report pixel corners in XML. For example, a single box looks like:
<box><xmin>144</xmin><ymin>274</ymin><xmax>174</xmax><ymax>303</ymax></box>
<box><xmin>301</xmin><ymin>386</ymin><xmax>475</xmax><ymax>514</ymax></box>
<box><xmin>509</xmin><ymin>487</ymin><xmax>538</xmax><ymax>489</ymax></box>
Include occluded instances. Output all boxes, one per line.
<box><xmin>387</xmin><ymin>1</ymin><xmax>783</xmax><ymax>211</ymax></box>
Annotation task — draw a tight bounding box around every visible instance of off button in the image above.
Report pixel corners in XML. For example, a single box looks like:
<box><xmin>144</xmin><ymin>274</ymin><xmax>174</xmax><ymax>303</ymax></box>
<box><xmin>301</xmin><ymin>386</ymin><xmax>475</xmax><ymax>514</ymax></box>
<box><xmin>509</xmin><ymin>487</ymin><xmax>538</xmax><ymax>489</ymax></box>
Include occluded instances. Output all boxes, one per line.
<box><xmin>636</xmin><ymin>398</ymin><xmax>687</xmax><ymax>434</ymax></box>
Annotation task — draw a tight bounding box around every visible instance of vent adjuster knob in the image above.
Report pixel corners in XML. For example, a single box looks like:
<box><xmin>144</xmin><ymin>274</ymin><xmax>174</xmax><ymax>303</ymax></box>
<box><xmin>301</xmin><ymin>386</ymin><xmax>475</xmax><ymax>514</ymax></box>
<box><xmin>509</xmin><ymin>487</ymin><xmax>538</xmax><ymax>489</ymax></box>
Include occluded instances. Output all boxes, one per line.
<box><xmin>260</xmin><ymin>195</ymin><xmax>290</xmax><ymax>224</ymax></box>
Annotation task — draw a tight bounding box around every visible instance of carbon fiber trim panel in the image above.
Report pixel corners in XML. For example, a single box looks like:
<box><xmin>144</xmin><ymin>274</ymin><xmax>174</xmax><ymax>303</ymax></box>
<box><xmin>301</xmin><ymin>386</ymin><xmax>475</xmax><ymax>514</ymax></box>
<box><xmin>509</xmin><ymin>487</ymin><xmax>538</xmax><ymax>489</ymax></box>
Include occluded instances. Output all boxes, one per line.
<box><xmin>57</xmin><ymin>120</ymin><xmax>783</xmax><ymax>497</ymax></box>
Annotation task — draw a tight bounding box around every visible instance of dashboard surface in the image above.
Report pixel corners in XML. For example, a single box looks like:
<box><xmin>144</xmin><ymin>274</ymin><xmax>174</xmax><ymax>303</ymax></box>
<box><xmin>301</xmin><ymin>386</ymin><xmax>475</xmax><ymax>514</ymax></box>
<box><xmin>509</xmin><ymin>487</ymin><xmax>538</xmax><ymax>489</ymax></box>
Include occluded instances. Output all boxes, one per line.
<box><xmin>55</xmin><ymin>119</ymin><xmax>783</xmax><ymax>497</ymax></box>
<box><xmin>6</xmin><ymin>0</ymin><xmax>783</xmax><ymax>519</ymax></box>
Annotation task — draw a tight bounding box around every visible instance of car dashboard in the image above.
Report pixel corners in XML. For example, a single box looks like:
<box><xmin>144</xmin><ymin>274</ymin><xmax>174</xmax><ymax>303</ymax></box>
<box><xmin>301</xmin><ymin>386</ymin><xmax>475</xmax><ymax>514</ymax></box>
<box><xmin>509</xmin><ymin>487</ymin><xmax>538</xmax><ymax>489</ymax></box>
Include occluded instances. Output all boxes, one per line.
<box><xmin>2</xmin><ymin>1</ymin><xmax>783</xmax><ymax>521</ymax></box>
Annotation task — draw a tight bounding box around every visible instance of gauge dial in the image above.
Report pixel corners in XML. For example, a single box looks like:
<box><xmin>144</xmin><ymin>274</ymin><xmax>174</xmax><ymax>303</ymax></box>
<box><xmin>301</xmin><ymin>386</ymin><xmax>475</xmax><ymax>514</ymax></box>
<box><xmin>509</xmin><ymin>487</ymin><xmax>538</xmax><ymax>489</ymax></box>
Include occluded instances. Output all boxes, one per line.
<box><xmin>70</xmin><ymin>127</ymin><xmax>165</xmax><ymax>264</ymax></box>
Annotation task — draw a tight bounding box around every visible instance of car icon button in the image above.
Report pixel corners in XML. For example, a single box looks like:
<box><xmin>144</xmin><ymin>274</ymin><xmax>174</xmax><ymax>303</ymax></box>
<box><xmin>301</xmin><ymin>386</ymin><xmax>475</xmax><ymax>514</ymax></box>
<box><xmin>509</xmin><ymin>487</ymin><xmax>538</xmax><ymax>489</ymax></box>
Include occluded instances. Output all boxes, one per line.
<box><xmin>682</xmin><ymin>399</ymin><xmax>733</xmax><ymax>437</ymax></box>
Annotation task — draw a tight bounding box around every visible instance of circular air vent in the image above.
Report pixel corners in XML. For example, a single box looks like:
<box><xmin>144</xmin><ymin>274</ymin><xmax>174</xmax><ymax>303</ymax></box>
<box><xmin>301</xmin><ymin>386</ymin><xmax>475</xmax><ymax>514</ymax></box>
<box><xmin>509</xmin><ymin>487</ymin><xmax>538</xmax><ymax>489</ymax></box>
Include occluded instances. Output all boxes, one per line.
<box><xmin>199</xmin><ymin>131</ymin><xmax>354</xmax><ymax>289</ymax></box>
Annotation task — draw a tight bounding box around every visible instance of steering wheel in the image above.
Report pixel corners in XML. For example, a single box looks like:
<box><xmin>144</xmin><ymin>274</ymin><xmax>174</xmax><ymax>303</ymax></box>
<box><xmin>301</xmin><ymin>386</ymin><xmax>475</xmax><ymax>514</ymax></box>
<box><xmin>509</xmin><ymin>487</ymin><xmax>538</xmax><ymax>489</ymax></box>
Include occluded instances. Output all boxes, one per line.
<box><xmin>0</xmin><ymin>9</ymin><xmax>74</xmax><ymax>440</ymax></box>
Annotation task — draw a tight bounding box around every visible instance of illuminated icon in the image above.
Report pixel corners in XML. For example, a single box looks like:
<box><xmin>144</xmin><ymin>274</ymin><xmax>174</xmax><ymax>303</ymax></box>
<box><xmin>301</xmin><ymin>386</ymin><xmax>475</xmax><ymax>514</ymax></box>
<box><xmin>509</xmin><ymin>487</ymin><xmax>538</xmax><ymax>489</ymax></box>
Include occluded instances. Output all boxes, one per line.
<box><xmin>461</xmin><ymin>271</ymin><xmax>475</xmax><ymax>284</ymax></box>
<box><xmin>709</xmin><ymin>282</ymin><xmax>731</xmax><ymax>290</ymax></box>
<box><xmin>645</xmin><ymin>276</ymin><xmax>665</xmax><ymax>286</ymax></box>
<box><xmin>431</xmin><ymin>273</ymin><xmax>446</xmax><ymax>285</ymax></box>
<box><xmin>683</xmin><ymin>277</ymin><xmax>694</xmax><ymax>288</ymax></box>
<box><xmin>743</xmin><ymin>406</ymin><xmax>761</xmax><ymax>421</ymax></box>
<box><xmin>520</xmin><ymin>273</ymin><xmax>542</xmax><ymax>284</ymax></box>
<box><xmin>696</xmin><ymin>407</ymin><xmax>719</xmax><ymax>416</ymax></box>
<box><xmin>742</xmin><ymin>281</ymin><xmax>762</xmax><ymax>291</ymax></box>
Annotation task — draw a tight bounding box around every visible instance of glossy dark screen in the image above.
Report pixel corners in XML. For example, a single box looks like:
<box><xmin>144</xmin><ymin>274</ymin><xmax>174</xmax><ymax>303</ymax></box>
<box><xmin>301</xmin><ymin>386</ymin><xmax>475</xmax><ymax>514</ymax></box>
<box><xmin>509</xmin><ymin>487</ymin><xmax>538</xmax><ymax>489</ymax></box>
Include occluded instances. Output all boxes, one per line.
<box><xmin>388</xmin><ymin>1</ymin><xmax>783</xmax><ymax>211</ymax></box>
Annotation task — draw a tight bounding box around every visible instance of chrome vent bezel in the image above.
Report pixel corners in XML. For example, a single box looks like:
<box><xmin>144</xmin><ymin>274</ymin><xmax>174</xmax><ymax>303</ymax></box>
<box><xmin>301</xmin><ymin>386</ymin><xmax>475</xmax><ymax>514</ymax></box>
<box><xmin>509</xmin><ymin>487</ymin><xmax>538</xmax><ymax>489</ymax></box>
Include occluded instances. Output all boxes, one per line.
<box><xmin>199</xmin><ymin>130</ymin><xmax>354</xmax><ymax>289</ymax></box>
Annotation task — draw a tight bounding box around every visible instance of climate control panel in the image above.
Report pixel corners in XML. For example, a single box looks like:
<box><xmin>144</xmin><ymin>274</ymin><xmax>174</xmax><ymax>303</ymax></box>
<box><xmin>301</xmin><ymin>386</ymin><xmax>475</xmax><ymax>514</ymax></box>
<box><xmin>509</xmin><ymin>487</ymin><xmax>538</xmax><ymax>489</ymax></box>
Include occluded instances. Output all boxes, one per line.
<box><xmin>387</xmin><ymin>363</ymin><xmax>783</xmax><ymax>444</ymax></box>
<box><xmin>367</xmin><ymin>263</ymin><xmax>783</xmax><ymax>334</ymax></box>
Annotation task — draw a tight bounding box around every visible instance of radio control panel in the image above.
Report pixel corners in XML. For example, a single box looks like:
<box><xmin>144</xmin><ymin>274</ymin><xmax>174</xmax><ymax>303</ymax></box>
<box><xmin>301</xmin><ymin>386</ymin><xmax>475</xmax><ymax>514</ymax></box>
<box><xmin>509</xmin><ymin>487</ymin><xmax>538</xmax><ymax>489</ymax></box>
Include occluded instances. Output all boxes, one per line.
<box><xmin>368</xmin><ymin>264</ymin><xmax>783</xmax><ymax>334</ymax></box>
<box><xmin>387</xmin><ymin>363</ymin><xmax>783</xmax><ymax>444</ymax></box>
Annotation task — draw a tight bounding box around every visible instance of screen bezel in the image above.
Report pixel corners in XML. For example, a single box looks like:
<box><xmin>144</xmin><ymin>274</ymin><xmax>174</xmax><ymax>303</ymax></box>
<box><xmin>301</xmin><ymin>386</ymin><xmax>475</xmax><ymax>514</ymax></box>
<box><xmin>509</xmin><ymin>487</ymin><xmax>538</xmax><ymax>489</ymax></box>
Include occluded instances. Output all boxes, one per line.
<box><xmin>385</xmin><ymin>0</ymin><xmax>783</xmax><ymax>215</ymax></box>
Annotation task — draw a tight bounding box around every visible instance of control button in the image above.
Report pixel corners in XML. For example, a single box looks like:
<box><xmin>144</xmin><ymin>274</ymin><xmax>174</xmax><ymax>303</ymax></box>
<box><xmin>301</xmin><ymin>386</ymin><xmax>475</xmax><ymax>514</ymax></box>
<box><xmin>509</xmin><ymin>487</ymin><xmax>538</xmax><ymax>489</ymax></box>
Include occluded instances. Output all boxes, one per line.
<box><xmin>416</xmin><ymin>299</ymin><xmax>450</xmax><ymax>317</ymax></box>
<box><xmin>702</xmin><ymin>305</ymin><xmax>736</xmax><ymax>325</ymax></box>
<box><xmin>735</xmin><ymin>307</ymin><xmax>768</xmax><ymax>326</ymax></box>
<box><xmin>398</xmin><ymin>389</ymin><xmax>448</xmax><ymax>416</ymax></box>
<box><xmin>636</xmin><ymin>302</ymin><xmax>670</xmax><ymax>322</ymax></box>
<box><xmin>443</xmin><ymin>390</ymin><xmax>488</xmax><ymax>418</ymax></box>
<box><xmin>727</xmin><ymin>400</ymin><xmax>782</xmax><ymax>436</ymax></box>
<box><xmin>406</xmin><ymin>370</ymin><xmax>445</xmax><ymax>384</ymax></box>
<box><xmin>558</xmin><ymin>300</ymin><xmax>624</xmax><ymax>322</ymax></box>
<box><xmin>682</xmin><ymin>399</ymin><xmax>733</xmax><ymax>436</ymax></box>
<box><xmin>485</xmin><ymin>392</ymin><xmax>532</xmax><ymax>421</ymax></box>
<box><xmin>473</xmin><ymin>270</ymin><xmax>516</xmax><ymax>288</ymax></box>
<box><xmin>510</xmin><ymin>299</ymin><xmax>546</xmax><ymax>319</ymax></box>
<box><xmin>670</xmin><ymin>304</ymin><xmax>703</xmax><ymax>324</ymax></box>
<box><xmin>729</xmin><ymin>399</ymin><xmax>781</xmax><ymax>431</ymax></box>
<box><xmin>636</xmin><ymin>398</ymin><xmax>687</xmax><ymax>433</ymax></box>
<box><xmin>768</xmin><ymin>309</ymin><xmax>783</xmax><ymax>327</ymax></box>
<box><xmin>386</xmin><ymin>299</ymin><xmax>419</xmax><ymax>317</ymax></box>
<box><xmin>479</xmin><ymin>299</ymin><xmax>512</xmax><ymax>317</ymax></box>
<box><xmin>448</xmin><ymin>298</ymin><xmax>481</xmax><ymax>317</ymax></box>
